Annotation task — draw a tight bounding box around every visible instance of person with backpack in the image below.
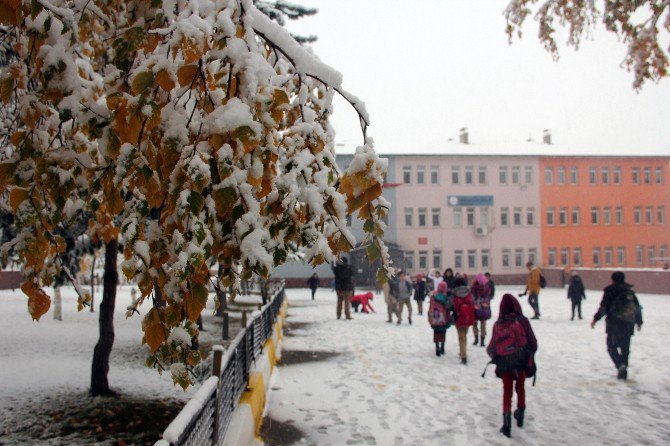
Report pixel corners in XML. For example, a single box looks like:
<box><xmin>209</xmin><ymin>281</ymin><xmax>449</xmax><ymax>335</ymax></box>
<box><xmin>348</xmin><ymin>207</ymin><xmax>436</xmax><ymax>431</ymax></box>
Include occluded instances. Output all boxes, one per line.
<box><xmin>395</xmin><ymin>270</ymin><xmax>414</xmax><ymax>325</ymax></box>
<box><xmin>519</xmin><ymin>261</ymin><xmax>542</xmax><ymax>320</ymax></box>
<box><xmin>307</xmin><ymin>273</ymin><xmax>320</xmax><ymax>300</ymax></box>
<box><xmin>591</xmin><ymin>271</ymin><xmax>643</xmax><ymax>380</ymax></box>
<box><xmin>485</xmin><ymin>293</ymin><xmax>538</xmax><ymax>438</ymax></box>
<box><xmin>452</xmin><ymin>276</ymin><xmax>475</xmax><ymax>364</ymax></box>
<box><xmin>429</xmin><ymin>281</ymin><xmax>454</xmax><ymax>356</ymax></box>
<box><xmin>567</xmin><ymin>270</ymin><xmax>586</xmax><ymax>320</ymax></box>
<box><xmin>471</xmin><ymin>273</ymin><xmax>493</xmax><ymax>347</ymax></box>
<box><xmin>414</xmin><ymin>273</ymin><xmax>428</xmax><ymax>315</ymax></box>
<box><xmin>332</xmin><ymin>257</ymin><xmax>354</xmax><ymax>320</ymax></box>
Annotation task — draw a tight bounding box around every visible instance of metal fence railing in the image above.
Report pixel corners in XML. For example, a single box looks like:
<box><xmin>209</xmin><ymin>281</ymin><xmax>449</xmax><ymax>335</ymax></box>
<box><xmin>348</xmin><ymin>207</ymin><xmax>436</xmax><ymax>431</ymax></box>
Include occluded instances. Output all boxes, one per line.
<box><xmin>156</xmin><ymin>281</ymin><xmax>286</xmax><ymax>446</ymax></box>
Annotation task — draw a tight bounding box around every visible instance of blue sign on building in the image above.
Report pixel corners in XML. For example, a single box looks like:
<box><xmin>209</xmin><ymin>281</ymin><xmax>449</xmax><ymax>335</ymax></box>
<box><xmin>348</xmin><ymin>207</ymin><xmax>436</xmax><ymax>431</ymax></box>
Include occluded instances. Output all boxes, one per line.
<box><xmin>447</xmin><ymin>195</ymin><xmax>494</xmax><ymax>207</ymax></box>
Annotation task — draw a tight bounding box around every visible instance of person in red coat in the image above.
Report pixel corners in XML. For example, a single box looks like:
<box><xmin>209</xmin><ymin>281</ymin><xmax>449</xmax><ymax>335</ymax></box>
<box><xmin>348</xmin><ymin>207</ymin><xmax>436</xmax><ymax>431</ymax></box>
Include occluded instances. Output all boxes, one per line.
<box><xmin>351</xmin><ymin>292</ymin><xmax>375</xmax><ymax>314</ymax></box>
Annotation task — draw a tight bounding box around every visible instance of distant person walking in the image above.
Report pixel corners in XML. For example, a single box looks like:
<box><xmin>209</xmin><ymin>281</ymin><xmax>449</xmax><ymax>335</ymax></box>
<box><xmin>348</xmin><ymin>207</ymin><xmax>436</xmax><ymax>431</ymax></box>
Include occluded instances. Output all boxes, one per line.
<box><xmin>486</xmin><ymin>294</ymin><xmax>538</xmax><ymax>438</ymax></box>
<box><xmin>307</xmin><ymin>273</ymin><xmax>320</xmax><ymax>300</ymax></box>
<box><xmin>414</xmin><ymin>273</ymin><xmax>428</xmax><ymax>315</ymax></box>
<box><xmin>383</xmin><ymin>278</ymin><xmax>397</xmax><ymax>323</ymax></box>
<box><xmin>591</xmin><ymin>271</ymin><xmax>643</xmax><ymax>380</ymax></box>
<box><xmin>567</xmin><ymin>271</ymin><xmax>586</xmax><ymax>320</ymax></box>
<box><xmin>332</xmin><ymin>258</ymin><xmax>354</xmax><ymax>320</ymax></box>
<box><xmin>519</xmin><ymin>262</ymin><xmax>542</xmax><ymax>319</ymax></box>
<box><xmin>395</xmin><ymin>271</ymin><xmax>414</xmax><ymax>325</ymax></box>
<box><xmin>471</xmin><ymin>273</ymin><xmax>493</xmax><ymax>347</ymax></box>
<box><xmin>428</xmin><ymin>282</ymin><xmax>454</xmax><ymax>356</ymax></box>
<box><xmin>485</xmin><ymin>272</ymin><xmax>495</xmax><ymax>299</ymax></box>
<box><xmin>452</xmin><ymin>276</ymin><xmax>475</xmax><ymax>364</ymax></box>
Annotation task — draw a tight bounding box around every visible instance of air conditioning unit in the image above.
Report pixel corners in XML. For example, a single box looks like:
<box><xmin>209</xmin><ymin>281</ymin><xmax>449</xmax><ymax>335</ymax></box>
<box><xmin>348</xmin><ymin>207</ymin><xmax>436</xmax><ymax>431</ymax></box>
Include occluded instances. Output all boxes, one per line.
<box><xmin>475</xmin><ymin>226</ymin><xmax>488</xmax><ymax>237</ymax></box>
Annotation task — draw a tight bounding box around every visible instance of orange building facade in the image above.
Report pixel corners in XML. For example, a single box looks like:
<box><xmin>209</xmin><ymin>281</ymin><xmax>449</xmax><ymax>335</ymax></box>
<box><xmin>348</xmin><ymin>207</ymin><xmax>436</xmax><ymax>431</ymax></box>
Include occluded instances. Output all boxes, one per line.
<box><xmin>540</xmin><ymin>156</ymin><xmax>670</xmax><ymax>270</ymax></box>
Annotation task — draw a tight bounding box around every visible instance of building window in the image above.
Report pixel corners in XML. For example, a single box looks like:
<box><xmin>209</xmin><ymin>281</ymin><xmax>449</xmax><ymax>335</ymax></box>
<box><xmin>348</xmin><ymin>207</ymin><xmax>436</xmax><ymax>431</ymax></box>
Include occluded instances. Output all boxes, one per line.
<box><xmin>403</xmin><ymin>166</ymin><xmax>411</xmax><ymax>184</ymax></box>
<box><xmin>591</xmin><ymin>207</ymin><xmax>599</xmax><ymax>225</ymax></box>
<box><xmin>417</xmin><ymin>165</ymin><xmax>425</xmax><ymax>184</ymax></box>
<box><xmin>432</xmin><ymin>208</ymin><xmax>441</xmax><ymax>226</ymax></box>
<box><xmin>454</xmin><ymin>250</ymin><xmax>463</xmax><ymax>269</ymax></box>
<box><xmin>466</xmin><ymin>207</ymin><xmax>475</xmax><ymax>227</ymax></box>
<box><xmin>603</xmin><ymin>207</ymin><xmax>611</xmax><ymax>225</ymax></box>
<box><xmin>547</xmin><ymin>248</ymin><xmax>557</xmax><ymax>266</ymax></box>
<box><xmin>451</xmin><ymin>166</ymin><xmax>460</xmax><ymax>184</ymax></box>
<box><xmin>544</xmin><ymin>167</ymin><xmax>553</xmax><ymax>185</ymax></box>
<box><xmin>513</xmin><ymin>207</ymin><xmax>522</xmax><ymax>226</ymax></box>
<box><xmin>526</xmin><ymin>208</ymin><xmax>535</xmax><ymax>226</ymax></box>
<box><xmin>502</xmin><ymin>249</ymin><xmax>511</xmax><ymax>268</ymax></box>
<box><xmin>501</xmin><ymin>207</ymin><xmax>509</xmax><ymax>226</ymax></box>
<box><xmin>528</xmin><ymin>248</ymin><xmax>537</xmax><ymax>265</ymax></box>
<box><xmin>430</xmin><ymin>165</ymin><xmax>439</xmax><ymax>184</ymax></box>
<box><xmin>657</xmin><ymin>206</ymin><xmax>665</xmax><ymax>224</ymax></box>
<box><xmin>617</xmin><ymin>247</ymin><xmax>625</xmax><ymax>265</ymax></box>
<box><xmin>634</xmin><ymin>206</ymin><xmax>642</xmax><ymax>224</ymax></box>
<box><xmin>499</xmin><ymin>166</ymin><xmax>508</xmax><ymax>184</ymax></box>
<box><xmin>644</xmin><ymin>167</ymin><xmax>651</xmax><ymax>184</ymax></box>
<box><xmin>659</xmin><ymin>245</ymin><xmax>667</xmax><ymax>261</ymax></box>
<box><xmin>570</xmin><ymin>166</ymin><xmax>579</xmax><ymax>185</ymax></box>
<box><xmin>418</xmin><ymin>250</ymin><xmax>428</xmax><ymax>269</ymax></box>
<box><xmin>647</xmin><ymin>246</ymin><xmax>656</xmax><ymax>264</ymax></box>
<box><xmin>557</xmin><ymin>166</ymin><xmax>566</xmax><ymax>185</ymax></box>
<box><xmin>615</xmin><ymin>206</ymin><xmax>623</xmax><ymax>225</ymax></box>
<box><xmin>546</xmin><ymin>207</ymin><xmax>555</xmax><ymax>226</ymax></box>
<box><xmin>601</xmin><ymin>167</ymin><xmax>610</xmax><ymax>184</ymax></box>
<box><xmin>404</xmin><ymin>208</ymin><xmax>413</xmax><ymax>227</ymax></box>
<box><xmin>465</xmin><ymin>166</ymin><xmax>474</xmax><ymax>185</ymax></box>
<box><xmin>525</xmin><ymin>166</ymin><xmax>533</xmax><ymax>184</ymax></box>
<box><xmin>405</xmin><ymin>251</ymin><xmax>415</xmax><ymax>270</ymax></box>
<box><xmin>560</xmin><ymin>248</ymin><xmax>569</xmax><ymax>266</ymax></box>
<box><xmin>604</xmin><ymin>247</ymin><xmax>613</xmax><ymax>266</ymax></box>
<box><xmin>589</xmin><ymin>167</ymin><xmax>597</xmax><ymax>185</ymax></box>
<box><xmin>453</xmin><ymin>207</ymin><xmax>462</xmax><ymax>227</ymax></box>
<box><xmin>481</xmin><ymin>249</ymin><xmax>490</xmax><ymax>268</ymax></box>
<box><xmin>571</xmin><ymin>207</ymin><xmax>580</xmax><ymax>225</ymax></box>
<box><xmin>593</xmin><ymin>247</ymin><xmax>601</xmax><ymax>266</ymax></box>
<box><xmin>433</xmin><ymin>249</ymin><xmax>442</xmax><ymax>270</ymax></box>
<box><xmin>418</xmin><ymin>208</ymin><xmax>427</xmax><ymax>227</ymax></box>
<box><xmin>514</xmin><ymin>249</ymin><xmax>524</xmax><ymax>267</ymax></box>
<box><xmin>645</xmin><ymin>206</ymin><xmax>653</xmax><ymax>224</ymax></box>
<box><xmin>559</xmin><ymin>207</ymin><xmax>568</xmax><ymax>226</ymax></box>
<box><xmin>478</xmin><ymin>166</ymin><xmax>487</xmax><ymax>185</ymax></box>
<box><xmin>468</xmin><ymin>249</ymin><xmax>477</xmax><ymax>268</ymax></box>
<box><xmin>480</xmin><ymin>207</ymin><xmax>489</xmax><ymax>226</ymax></box>
<box><xmin>613</xmin><ymin>167</ymin><xmax>622</xmax><ymax>184</ymax></box>
<box><xmin>636</xmin><ymin>245</ymin><xmax>643</xmax><ymax>264</ymax></box>
<box><xmin>512</xmin><ymin>166</ymin><xmax>520</xmax><ymax>184</ymax></box>
<box><xmin>632</xmin><ymin>167</ymin><xmax>640</xmax><ymax>184</ymax></box>
<box><xmin>655</xmin><ymin>166</ymin><xmax>663</xmax><ymax>184</ymax></box>
<box><xmin>573</xmin><ymin>248</ymin><xmax>582</xmax><ymax>266</ymax></box>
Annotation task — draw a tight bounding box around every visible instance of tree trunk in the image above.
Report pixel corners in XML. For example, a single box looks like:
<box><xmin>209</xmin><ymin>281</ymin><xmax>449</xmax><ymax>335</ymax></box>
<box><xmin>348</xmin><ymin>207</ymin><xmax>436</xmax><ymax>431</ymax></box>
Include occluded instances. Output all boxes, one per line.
<box><xmin>90</xmin><ymin>253</ymin><xmax>96</xmax><ymax>312</ymax></box>
<box><xmin>53</xmin><ymin>286</ymin><xmax>62</xmax><ymax>321</ymax></box>
<box><xmin>90</xmin><ymin>239</ymin><xmax>118</xmax><ymax>397</ymax></box>
<box><xmin>215</xmin><ymin>262</ymin><xmax>226</xmax><ymax>317</ymax></box>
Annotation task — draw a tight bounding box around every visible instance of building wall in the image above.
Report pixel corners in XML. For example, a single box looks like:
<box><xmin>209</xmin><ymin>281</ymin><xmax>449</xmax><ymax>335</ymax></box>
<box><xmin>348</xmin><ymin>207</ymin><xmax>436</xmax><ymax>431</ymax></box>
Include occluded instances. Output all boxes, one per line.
<box><xmin>540</xmin><ymin>157</ymin><xmax>670</xmax><ymax>270</ymax></box>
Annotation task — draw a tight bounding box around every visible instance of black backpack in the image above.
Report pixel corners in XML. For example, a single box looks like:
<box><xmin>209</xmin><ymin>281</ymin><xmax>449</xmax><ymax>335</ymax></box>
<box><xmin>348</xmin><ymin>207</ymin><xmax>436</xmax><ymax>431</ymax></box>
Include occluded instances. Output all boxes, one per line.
<box><xmin>610</xmin><ymin>289</ymin><xmax>640</xmax><ymax>324</ymax></box>
<box><xmin>539</xmin><ymin>274</ymin><xmax>547</xmax><ymax>289</ymax></box>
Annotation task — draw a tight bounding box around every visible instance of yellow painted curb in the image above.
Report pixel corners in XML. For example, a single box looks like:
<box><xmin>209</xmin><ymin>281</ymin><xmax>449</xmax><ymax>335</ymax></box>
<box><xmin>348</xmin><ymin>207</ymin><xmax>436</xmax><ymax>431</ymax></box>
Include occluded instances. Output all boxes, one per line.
<box><xmin>239</xmin><ymin>373</ymin><xmax>265</xmax><ymax>436</ymax></box>
<box><xmin>264</xmin><ymin>338</ymin><xmax>276</xmax><ymax>367</ymax></box>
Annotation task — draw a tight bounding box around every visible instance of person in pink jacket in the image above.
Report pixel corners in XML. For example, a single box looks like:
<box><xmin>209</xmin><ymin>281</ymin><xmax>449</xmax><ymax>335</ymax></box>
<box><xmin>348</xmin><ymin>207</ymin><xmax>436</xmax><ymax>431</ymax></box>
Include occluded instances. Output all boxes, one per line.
<box><xmin>351</xmin><ymin>292</ymin><xmax>375</xmax><ymax>314</ymax></box>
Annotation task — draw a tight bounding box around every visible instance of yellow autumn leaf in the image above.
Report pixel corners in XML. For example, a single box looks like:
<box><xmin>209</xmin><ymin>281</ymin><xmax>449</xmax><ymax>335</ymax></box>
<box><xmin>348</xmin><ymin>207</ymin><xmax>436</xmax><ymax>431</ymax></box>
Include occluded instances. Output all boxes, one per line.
<box><xmin>177</xmin><ymin>64</ymin><xmax>198</xmax><ymax>88</ymax></box>
<box><xmin>142</xmin><ymin>307</ymin><xmax>167</xmax><ymax>352</ymax></box>
<box><xmin>155</xmin><ymin>69</ymin><xmax>175</xmax><ymax>91</ymax></box>
<box><xmin>131</xmin><ymin>71</ymin><xmax>155</xmax><ymax>95</ymax></box>
<box><xmin>9</xmin><ymin>187</ymin><xmax>30</xmax><ymax>212</ymax></box>
<box><xmin>187</xmin><ymin>283</ymin><xmax>208</xmax><ymax>322</ymax></box>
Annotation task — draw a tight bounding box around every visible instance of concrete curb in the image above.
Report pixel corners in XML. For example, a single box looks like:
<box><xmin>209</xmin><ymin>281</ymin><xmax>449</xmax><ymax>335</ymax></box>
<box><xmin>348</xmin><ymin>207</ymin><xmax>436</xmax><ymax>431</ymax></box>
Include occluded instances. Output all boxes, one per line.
<box><xmin>221</xmin><ymin>299</ymin><xmax>288</xmax><ymax>446</ymax></box>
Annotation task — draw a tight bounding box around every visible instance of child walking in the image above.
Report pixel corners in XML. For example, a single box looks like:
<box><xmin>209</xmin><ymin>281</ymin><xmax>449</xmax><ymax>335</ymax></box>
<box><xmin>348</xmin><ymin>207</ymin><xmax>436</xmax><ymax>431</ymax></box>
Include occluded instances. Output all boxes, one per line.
<box><xmin>428</xmin><ymin>282</ymin><xmax>453</xmax><ymax>356</ymax></box>
<box><xmin>486</xmin><ymin>294</ymin><xmax>538</xmax><ymax>438</ymax></box>
<box><xmin>452</xmin><ymin>276</ymin><xmax>475</xmax><ymax>364</ymax></box>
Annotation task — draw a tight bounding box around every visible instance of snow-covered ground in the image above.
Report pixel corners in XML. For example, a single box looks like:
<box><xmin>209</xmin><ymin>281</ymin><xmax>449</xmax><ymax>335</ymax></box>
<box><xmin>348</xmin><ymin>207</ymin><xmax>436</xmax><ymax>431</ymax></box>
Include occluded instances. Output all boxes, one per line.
<box><xmin>267</xmin><ymin>286</ymin><xmax>670</xmax><ymax>445</ymax></box>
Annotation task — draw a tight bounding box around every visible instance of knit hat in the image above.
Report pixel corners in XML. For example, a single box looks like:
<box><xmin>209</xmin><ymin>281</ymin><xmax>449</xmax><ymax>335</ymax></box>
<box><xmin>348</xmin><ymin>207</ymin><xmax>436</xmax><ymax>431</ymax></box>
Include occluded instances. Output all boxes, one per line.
<box><xmin>612</xmin><ymin>271</ymin><xmax>625</xmax><ymax>283</ymax></box>
<box><xmin>476</xmin><ymin>272</ymin><xmax>487</xmax><ymax>285</ymax></box>
<box><xmin>437</xmin><ymin>282</ymin><xmax>448</xmax><ymax>294</ymax></box>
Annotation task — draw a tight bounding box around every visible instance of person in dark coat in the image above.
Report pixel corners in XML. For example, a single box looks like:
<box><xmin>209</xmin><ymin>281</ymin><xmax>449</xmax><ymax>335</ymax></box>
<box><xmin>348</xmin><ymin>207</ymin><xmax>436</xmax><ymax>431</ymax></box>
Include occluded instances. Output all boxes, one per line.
<box><xmin>413</xmin><ymin>273</ymin><xmax>428</xmax><ymax>315</ymax></box>
<box><xmin>307</xmin><ymin>273</ymin><xmax>320</xmax><ymax>300</ymax></box>
<box><xmin>442</xmin><ymin>267</ymin><xmax>456</xmax><ymax>290</ymax></box>
<box><xmin>485</xmin><ymin>272</ymin><xmax>495</xmax><ymax>298</ymax></box>
<box><xmin>567</xmin><ymin>271</ymin><xmax>586</xmax><ymax>320</ymax></box>
<box><xmin>332</xmin><ymin>258</ymin><xmax>354</xmax><ymax>320</ymax></box>
<box><xmin>591</xmin><ymin>271</ymin><xmax>643</xmax><ymax>380</ymax></box>
<box><xmin>486</xmin><ymin>293</ymin><xmax>538</xmax><ymax>438</ymax></box>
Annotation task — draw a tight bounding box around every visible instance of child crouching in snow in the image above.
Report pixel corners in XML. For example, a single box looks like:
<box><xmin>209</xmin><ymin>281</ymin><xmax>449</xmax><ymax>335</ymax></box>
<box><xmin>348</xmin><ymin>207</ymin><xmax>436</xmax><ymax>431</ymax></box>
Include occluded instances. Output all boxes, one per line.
<box><xmin>428</xmin><ymin>282</ymin><xmax>453</xmax><ymax>356</ymax></box>
<box><xmin>351</xmin><ymin>291</ymin><xmax>375</xmax><ymax>313</ymax></box>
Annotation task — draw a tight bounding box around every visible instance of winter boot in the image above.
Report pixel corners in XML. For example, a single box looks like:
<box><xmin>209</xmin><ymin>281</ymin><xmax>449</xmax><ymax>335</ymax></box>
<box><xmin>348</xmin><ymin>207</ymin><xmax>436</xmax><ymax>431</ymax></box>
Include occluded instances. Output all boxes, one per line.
<box><xmin>461</xmin><ymin>357</ymin><xmax>467</xmax><ymax>365</ymax></box>
<box><xmin>617</xmin><ymin>365</ymin><xmax>628</xmax><ymax>380</ymax></box>
<box><xmin>480</xmin><ymin>336</ymin><xmax>485</xmax><ymax>347</ymax></box>
<box><xmin>513</xmin><ymin>407</ymin><xmax>525</xmax><ymax>428</ymax></box>
<box><xmin>440</xmin><ymin>342</ymin><xmax>445</xmax><ymax>354</ymax></box>
<box><xmin>500</xmin><ymin>412</ymin><xmax>512</xmax><ymax>437</ymax></box>
<box><xmin>473</xmin><ymin>334</ymin><xmax>479</xmax><ymax>346</ymax></box>
<box><xmin>435</xmin><ymin>343</ymin><xmax>441</xmax><ymax>357</ymax></box>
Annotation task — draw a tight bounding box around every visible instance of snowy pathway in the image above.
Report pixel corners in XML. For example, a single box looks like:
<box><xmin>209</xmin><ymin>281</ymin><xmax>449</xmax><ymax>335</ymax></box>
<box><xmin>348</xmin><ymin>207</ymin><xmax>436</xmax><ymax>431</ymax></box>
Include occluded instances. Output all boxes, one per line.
<box><xmin>267</xmin><ymin>287</ymin><xmax>670</xmax><ymax>445</ymax></box>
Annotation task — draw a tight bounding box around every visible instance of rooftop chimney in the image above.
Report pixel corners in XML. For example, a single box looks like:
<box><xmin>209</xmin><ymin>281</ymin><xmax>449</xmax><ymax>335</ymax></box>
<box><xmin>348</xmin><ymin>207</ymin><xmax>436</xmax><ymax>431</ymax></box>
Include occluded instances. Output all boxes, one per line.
<box><xmin>542</xmin><ymin>129</ymin><xmax>552</xmax><ymax>145</ymax></box>
<box><xmin>459</xmin><ymin>127</ymin><xmax>469</xmax><ymax>144</ymax></box>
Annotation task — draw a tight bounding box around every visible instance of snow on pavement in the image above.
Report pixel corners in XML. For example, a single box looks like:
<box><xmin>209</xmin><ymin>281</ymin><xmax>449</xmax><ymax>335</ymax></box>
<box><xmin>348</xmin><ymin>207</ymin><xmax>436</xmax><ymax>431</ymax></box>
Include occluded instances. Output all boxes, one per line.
<box><xmin>267</xmin><ymin>286</ymin><xmax>670</xmax><ymax>445</ymax></box>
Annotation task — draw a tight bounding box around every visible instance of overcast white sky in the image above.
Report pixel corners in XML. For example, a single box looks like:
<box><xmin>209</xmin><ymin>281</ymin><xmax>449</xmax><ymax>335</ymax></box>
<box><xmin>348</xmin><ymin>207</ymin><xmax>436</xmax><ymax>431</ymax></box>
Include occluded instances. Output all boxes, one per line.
<box><xmin>285</xmin><ymin>0</ymin><xmax>670</xmax><ymax>155</ymax></box>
